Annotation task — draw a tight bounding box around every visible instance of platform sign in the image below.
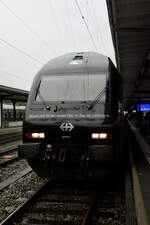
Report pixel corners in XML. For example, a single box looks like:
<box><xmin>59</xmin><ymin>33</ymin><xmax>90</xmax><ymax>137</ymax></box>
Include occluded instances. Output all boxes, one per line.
<box><xmin>137</xmin><ymin>103</ymin><xmax>150</xmax><ymax>112</ymax></box>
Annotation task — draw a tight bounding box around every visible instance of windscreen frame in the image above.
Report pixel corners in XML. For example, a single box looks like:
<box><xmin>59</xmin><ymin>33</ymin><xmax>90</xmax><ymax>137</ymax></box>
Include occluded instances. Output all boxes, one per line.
<box><xmin>33</xmin><ymin>72</ymin><xmax>109</xmax><ymax>104</ymax></box>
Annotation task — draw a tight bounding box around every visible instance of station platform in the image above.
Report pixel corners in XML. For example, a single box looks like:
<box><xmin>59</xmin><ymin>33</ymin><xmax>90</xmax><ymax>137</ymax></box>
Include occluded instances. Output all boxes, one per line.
<box><xmin>128</xmin><ymin>121</ymin><xmax>150</xmax><ymax>225</ymax></box>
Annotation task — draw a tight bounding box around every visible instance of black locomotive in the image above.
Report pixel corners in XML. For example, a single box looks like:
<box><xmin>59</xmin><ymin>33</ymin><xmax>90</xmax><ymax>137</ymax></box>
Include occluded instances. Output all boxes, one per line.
<box><xmin>19</xmin><ymin>52</ymin><xmax>124</xmax><ymax>179</ymax></box>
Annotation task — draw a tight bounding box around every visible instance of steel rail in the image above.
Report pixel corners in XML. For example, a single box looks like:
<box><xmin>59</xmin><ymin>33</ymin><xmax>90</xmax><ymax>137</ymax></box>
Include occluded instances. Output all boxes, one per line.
<box><xmin>0</xmin><ymin>181</ymin><xmax>97</xmax><ymax>225</ymax></box>
<box><xmin>0</xmin><ymin>167</ymin><xmax>32</xmax><ymax>192</ymax></box>
<box><xmin>0</xmin><ymin>151</ymin><xmax>18</xmax><ymax>168</ymax></box>
<box><xmin>0</xmin><ymin>132</ymin><xmax>22</xmax><ymax>145</ymax></box>
<box><xmin>0</xmin><ymin>180</ymin><xmax>50</xmax><ymax>225</ymax></box>
<box><xmin>81</xmin><ymin>192</ymin><xmax>96</xmax><ymax>225</ymax></box>
<box><xmin>0</xmin><ymin>140</ymin><xmax>21</xmax><ymax>155</ymax></box>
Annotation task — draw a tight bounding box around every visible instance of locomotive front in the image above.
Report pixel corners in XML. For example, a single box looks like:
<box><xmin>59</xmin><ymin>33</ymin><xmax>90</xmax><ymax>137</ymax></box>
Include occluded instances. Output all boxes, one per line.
<box><xmin>19</xmin><ymin>52</ymin><xmax>124</xmax><ymax>179</ymax></box>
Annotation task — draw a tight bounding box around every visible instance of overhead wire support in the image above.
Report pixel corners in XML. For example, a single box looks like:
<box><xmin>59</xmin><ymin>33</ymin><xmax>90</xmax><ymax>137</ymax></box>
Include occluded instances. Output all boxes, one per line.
<box><xmin>0</xmin><ymin>0</ymin><xmax>49</xmax><ymax>47</ymax></box>
<box><xmin>74</xmin><ymin>0</ymin><xmax>97</xmax><ymax>51</ymax></box>
<box><xmin>0</xmin><ymin>37</ymin><xmax>44</xmax><ymax>65</ymax></box>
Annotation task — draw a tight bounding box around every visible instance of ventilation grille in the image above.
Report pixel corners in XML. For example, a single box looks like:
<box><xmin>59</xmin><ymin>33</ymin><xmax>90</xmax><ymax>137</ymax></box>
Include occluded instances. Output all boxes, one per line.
<box><xmin>73</xmin><ymin>55</ymin><xmax>83</xmax><ymax>60</ymax></box>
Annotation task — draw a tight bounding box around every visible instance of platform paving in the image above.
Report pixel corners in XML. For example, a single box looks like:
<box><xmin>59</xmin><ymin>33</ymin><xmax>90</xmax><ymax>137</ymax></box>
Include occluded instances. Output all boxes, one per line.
<box><xmin>129</xmin><ymin>121</ymin><xmax>150</xmax><ymax>225</ymax></box>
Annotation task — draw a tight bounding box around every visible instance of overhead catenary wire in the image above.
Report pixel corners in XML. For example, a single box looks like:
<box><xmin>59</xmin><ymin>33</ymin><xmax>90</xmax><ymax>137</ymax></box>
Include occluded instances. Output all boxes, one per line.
<box><xmin>90</xmin><ymin>0</ymin><xmax>106</xmax><ymax>52</ymax></box>
<box><xmin>0</xmin><ymin>69</ymin><xmax>30</xmax><ymax>82</ymax></box>
<box><xmin>0</xmin><ymin>0</ymin><xmax>49</xmax><ymax>47</ymax></box>
<box><xmin>86</xmin><ymin>1</ymin><xmax>97</xmax><ymax>42</ymax></box>
<box><xmin>74</xmin><ymin>0</ymin><xmax>97</xmax><ymax>51</ymax></box>
<box><xmin>0</xmin><ymin>37</ymin><xmax>44</xmax><ymax>65</ymax></box>
<box><xmin>0</xmin><ymin>41</ymin><xmax>40</xmax><ymax>67</ymax></box>
<box><xmin>66</xmin><ymin>0</ymin><xmax>77</xmax><ymax>50</ymax></box>
<box><xmin>47</xmin><ymin>0</ymin><xmax>64</xmax><ymax>50</ymax></box>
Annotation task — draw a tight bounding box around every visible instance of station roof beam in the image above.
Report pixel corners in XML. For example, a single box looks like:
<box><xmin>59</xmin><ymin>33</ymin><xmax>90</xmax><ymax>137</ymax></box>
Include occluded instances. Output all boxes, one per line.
<box><xmin>106</xmin><ymin>0</ymin><xmax>150</xmax><ymax>106</ymax></box>
<box><xmin>0</xmin><ymin>85</ymin><xmax>28</xmax><ymax>102</ymax></box>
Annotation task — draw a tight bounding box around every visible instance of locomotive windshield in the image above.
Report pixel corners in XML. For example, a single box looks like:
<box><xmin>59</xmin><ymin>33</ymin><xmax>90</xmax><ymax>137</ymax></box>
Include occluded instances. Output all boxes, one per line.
<box><xmin>35</xmin><ymin>73</ymin><xmax>107</xmax><ymax>103</ymax></box>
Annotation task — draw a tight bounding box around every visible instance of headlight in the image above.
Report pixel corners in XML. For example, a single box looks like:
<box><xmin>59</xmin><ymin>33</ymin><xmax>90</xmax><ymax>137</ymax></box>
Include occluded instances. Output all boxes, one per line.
<box><xmin>32</xmin><ymin>133</ymin><xmax>45</xmax><ymax>138</ymax></box>
<box><xmin>26</xmin><ymin>132</ymin><xmax>45</xmax><ymax>139</ymax></box>
<box><xmin>91</xmin><ymin>133</ymin><xmax>99</xmax><ymax>139</ymax></box>
<box><xmin>99</xmin><ymin>133</ymin><xmax>107</xmax><ymax>139</ymax></box>
<box><xmin>91</xmin><ymin>132</ymin><xmax>112</xmax><ymax>139</ymax></box>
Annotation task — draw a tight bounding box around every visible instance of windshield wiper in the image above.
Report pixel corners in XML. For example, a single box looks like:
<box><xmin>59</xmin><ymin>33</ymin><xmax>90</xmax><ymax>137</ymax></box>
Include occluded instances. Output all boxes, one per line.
<box><xmin>35</xmin><ymin>81</ymin><xmax>48</xmax><ymax>109</ymax></box>
<box><xmin>37</xmin><ymin>90</ymin><xmax>50</xmax><ymax>109</ymax></box>
<box><xmin>36</xmin><ymin>86</ymin><xmax>59</xmax><ymax>112</ymax></box>
<box><xmin>88</xmin><ymin>87</ymin><xmax>106</xmax><ymax>110</ymax></box>
<box><xmin>38</xmin><ymin>93</ymin><xmax>58</xmax><ymax>112</ymax></box>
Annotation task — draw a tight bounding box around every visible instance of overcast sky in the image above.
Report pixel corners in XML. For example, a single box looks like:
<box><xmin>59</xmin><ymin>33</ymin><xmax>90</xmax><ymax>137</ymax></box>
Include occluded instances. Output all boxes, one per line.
<box><xmin>0</xmin><ymin>0</ymin><xmax>115</xmax><ymax>91</ymax></box>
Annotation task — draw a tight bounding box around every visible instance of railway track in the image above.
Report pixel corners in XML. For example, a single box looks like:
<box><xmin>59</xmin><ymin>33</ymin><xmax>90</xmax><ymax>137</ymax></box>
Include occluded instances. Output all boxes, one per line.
<box><xmin>0</xmin><ymin>170</ymin><xmax>48</xmax><ymax>223</ymax></box>
<box><xmin>0</xmin><ymin>150</ymin><xmax>18</xmax><ymax>167</ymax></box>
<box><xmin>0</xmin><ymin>126</ymin><xmax>140</xmax><ymax>225</ymax></box>
<box><xmin>0</xmin><ymin>166</ymin><xmax>32</xmax><ymax>192</ymax></box>
<box><xmin>0</xmin><ymin>141</ymin><xmax>22</xmax><ymax>168</ymax></box>
<box><xmin>0</xmin><ymin>127</ymin><xmax>22</xmax><ymax>167</ymax></box>
<box><xmin>0</xmin><ymin>127</ymin><xmax>22</xmax><ymax>145</ymax></box>
<box><xmin>0</xmin><ymin>181</ymin><xmax>96</xmax><ymax>225</ymax></box>
<box><xmin>0</xmin><ymin>170</ymin><xmax>126</xmax><ymax>225</ymax></box>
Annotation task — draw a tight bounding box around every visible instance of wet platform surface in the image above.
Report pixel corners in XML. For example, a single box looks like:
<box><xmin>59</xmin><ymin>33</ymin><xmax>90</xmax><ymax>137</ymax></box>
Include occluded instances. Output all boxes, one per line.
<box><xmin>128</xmin><ymin>121</ymin><xmax>150</xmax><ymax>225</ymax></box>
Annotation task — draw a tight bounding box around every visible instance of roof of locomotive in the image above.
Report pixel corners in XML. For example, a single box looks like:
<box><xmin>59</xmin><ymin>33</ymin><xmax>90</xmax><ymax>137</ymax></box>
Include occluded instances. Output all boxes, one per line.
<box><xmin>36</xmin><ymin>52</ymin><xmax>109</xmax><ymax>76</ymax></box>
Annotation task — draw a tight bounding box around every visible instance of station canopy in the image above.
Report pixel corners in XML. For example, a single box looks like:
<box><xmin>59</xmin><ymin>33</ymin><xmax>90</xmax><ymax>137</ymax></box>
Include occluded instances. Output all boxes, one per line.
<box><xmin>0</xmin><ymin>85</ymin><xmax>28</xmax><ymax>102</ymax></box>
<box><xmin>106</xmin><ymin>0</ymin><xmax>150</xmax><ymax>107</ymax></box>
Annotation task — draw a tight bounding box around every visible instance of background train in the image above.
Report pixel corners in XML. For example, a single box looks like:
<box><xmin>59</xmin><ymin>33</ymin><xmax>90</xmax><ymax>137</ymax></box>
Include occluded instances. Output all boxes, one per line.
<box><xmin>19</xmin><ymin>52</ymin><xmax>125</xmax><ymax>179</ymax></box>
